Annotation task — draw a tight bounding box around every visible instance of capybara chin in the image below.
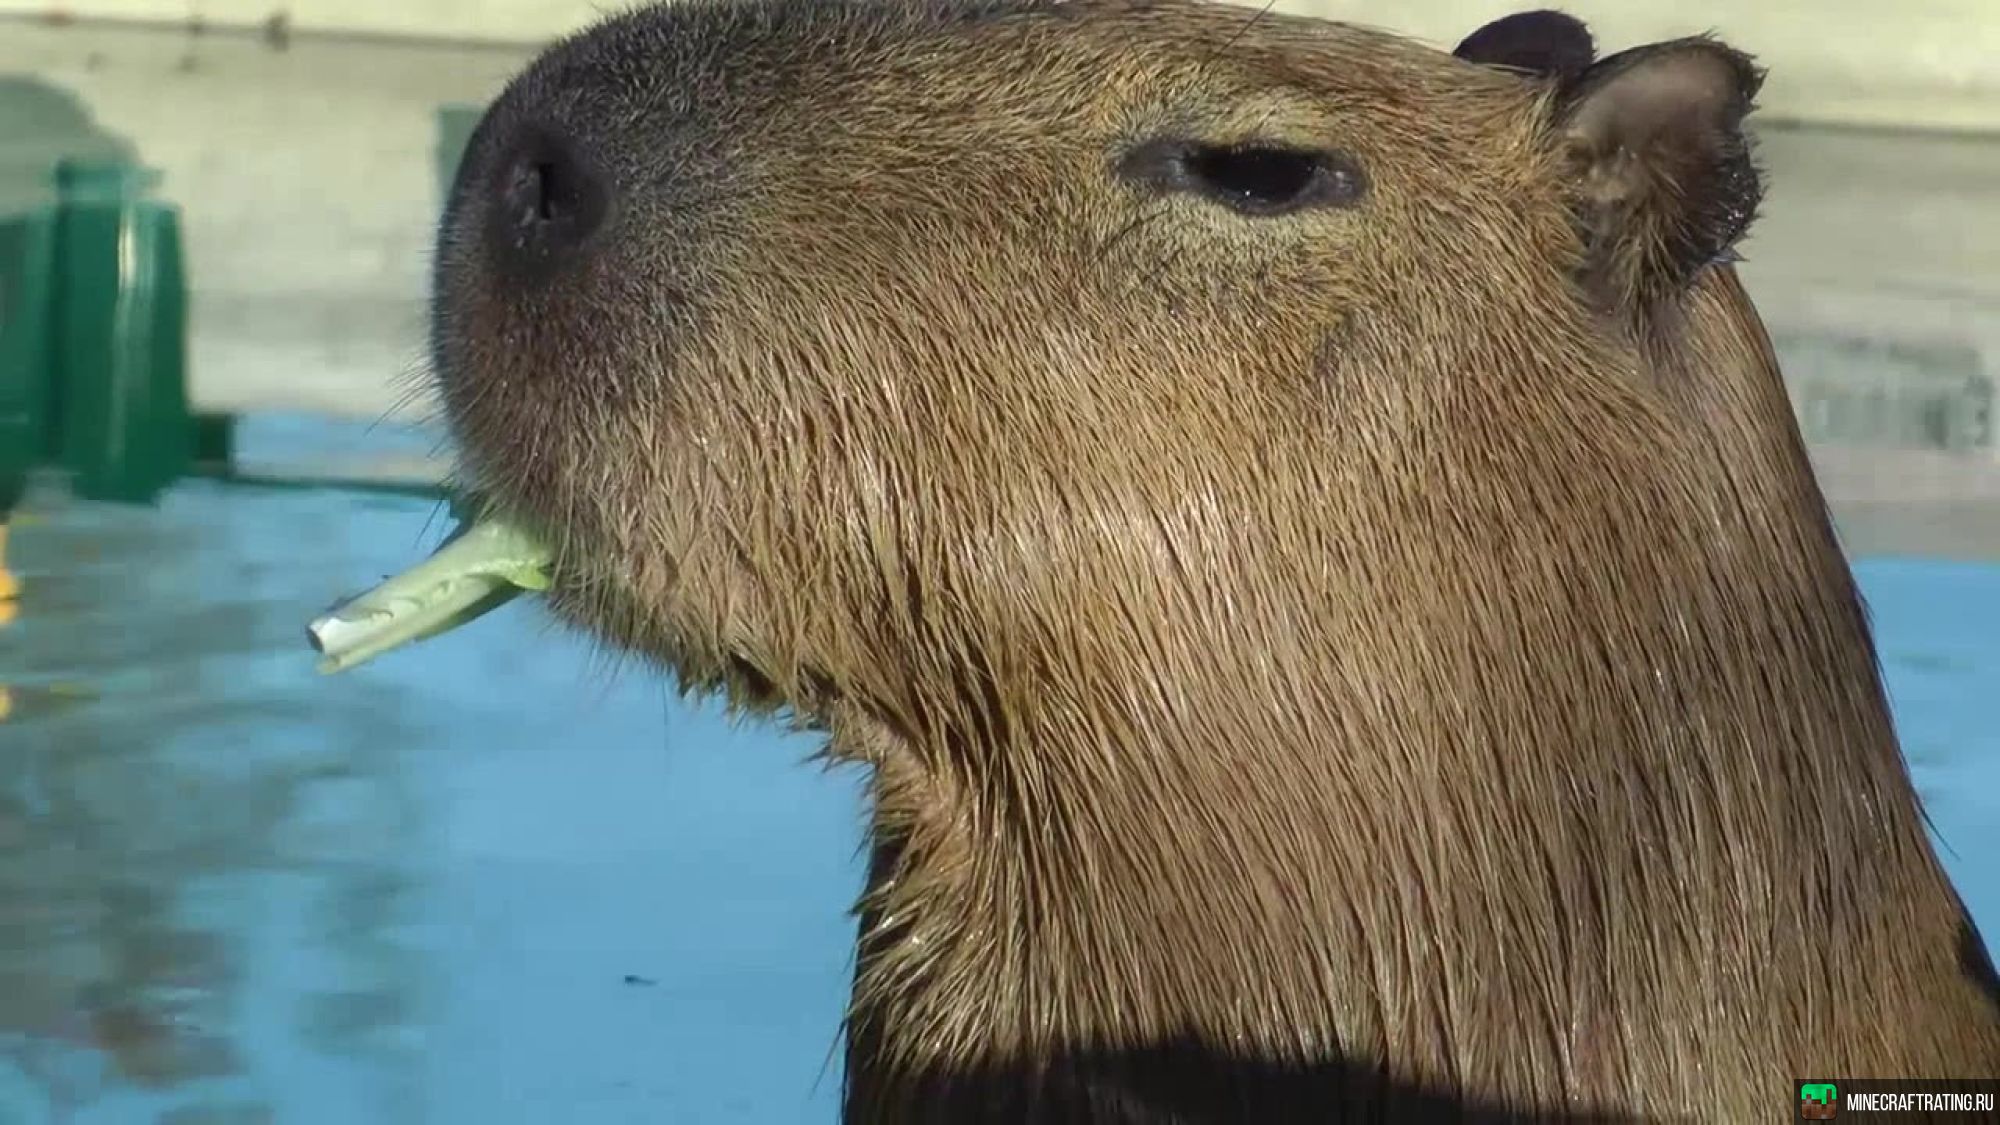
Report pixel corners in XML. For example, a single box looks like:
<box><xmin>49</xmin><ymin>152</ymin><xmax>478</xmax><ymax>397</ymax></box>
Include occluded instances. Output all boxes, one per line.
<box><xmin>430</xmin><ymin>0</ymin><xmax>2000</xmax><ymax>1119</ymax></box>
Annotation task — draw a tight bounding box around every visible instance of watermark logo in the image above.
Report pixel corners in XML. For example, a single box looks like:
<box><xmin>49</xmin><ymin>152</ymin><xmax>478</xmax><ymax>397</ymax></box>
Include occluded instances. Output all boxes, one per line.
<box><xmin>1800</xmin><ymin>1082</ymin><xmax>1839</xmax><ymax>1120</ymax></box>
<box><xmin>1794</xmin><ymin>1078</ymin><xmax>2000</xmax><ymax>1119</ymax></box>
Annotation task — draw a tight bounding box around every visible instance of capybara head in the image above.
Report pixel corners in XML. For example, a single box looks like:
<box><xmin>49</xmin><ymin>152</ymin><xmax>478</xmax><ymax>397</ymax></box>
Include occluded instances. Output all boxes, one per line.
<box><xmin>432</xmin><ymin>1</ymin><xmax>1999</xmax><ymax>1119</ymax></box>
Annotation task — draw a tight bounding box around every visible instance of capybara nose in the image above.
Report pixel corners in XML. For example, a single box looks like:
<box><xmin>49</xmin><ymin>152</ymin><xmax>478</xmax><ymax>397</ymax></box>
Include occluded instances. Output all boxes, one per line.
<box><xmin>488</xmin><ymin>125</ymin><xmax>609</xmax><ymax>274</ymax></box>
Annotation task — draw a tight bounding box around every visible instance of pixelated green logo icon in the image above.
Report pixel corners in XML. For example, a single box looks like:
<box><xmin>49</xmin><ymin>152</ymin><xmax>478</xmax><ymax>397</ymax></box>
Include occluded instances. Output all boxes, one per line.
<box><xmin>1800</xmin><ymin>1082</ymin><xmax>1838</xmax><ymax>1119</ymax></box>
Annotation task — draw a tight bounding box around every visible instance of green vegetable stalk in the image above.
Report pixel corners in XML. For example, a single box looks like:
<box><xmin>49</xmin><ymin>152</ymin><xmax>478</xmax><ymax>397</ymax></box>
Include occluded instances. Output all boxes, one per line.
<box><xmin>306</xmin><ymin>517</ymin><xmax>552</xmax><ymax>674</ymax></box>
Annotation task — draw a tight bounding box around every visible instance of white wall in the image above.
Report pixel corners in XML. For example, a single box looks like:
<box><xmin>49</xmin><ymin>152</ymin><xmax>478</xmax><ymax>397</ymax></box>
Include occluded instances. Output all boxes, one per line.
<box><xmin>3</xmin><ymin>0</ymin><xmax>1999</xmax><ymax>132</ymax></box>
<box><xmin>1</xmin><ymin>20</ymin><xmax>525</xmax><ymax>423</ymax></box>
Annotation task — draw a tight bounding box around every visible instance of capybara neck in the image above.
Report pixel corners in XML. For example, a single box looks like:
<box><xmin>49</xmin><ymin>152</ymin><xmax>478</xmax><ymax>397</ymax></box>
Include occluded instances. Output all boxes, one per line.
<box><xmin>836</xmin><ymin>269</ymin><xmax>1999</xmax><ymax>1121</ymax></box>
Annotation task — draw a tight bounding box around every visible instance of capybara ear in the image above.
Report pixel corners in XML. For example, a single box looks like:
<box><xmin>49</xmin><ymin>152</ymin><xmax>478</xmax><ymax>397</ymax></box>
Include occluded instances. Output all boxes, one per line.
<box><xmin>1453</xmin><ymin>10</ymin><xmax>1595</xmax><ymax>82</ymax></box>
<box><xmin>1553</xmin><ymin>37</ymin><xmax>1765</xmax><ymax>307</ymax></box>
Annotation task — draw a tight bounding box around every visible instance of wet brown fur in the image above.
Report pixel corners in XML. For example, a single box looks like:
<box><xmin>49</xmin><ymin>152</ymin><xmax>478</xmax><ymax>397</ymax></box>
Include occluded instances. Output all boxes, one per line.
<box><xmin>429</xmin><ymin>0</ymin><xmax>2000</xmax><ymax>1119</ymax></box>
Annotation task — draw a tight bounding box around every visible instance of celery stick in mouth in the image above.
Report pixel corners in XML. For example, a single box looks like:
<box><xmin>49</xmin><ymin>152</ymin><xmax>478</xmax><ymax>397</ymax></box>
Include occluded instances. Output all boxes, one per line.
<box><xmin>307</xmin><ymin>517</ymin><xmax>553</xmax><ymax>674</ymax></box>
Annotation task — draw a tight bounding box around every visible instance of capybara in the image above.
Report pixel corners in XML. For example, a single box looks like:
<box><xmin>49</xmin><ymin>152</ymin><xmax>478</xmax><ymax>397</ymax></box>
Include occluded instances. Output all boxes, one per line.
<box><xmin>428</xmin><ymin>1</ymin><xmax>2000</xmax><ymax>1119</ymax></box>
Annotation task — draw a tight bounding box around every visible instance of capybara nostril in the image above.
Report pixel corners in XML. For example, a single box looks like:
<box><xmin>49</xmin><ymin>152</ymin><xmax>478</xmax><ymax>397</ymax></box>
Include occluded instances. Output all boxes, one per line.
<box><xmin>487</xmin><ymin>126</ymin><xmax>608</xmax><ymax>275</ymax></box>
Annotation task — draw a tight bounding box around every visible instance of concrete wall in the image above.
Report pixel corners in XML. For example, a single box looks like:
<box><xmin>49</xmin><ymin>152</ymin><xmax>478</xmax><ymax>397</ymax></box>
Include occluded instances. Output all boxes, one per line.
<box><xmin>1</xmin><ymin>21</ymin><xmax>526</xmax><ymax>423</ymax></box>
<box><xmin>3</xmin><ymin>0</ymin><xmax>1999</xmax><ymax>132</ymax></box>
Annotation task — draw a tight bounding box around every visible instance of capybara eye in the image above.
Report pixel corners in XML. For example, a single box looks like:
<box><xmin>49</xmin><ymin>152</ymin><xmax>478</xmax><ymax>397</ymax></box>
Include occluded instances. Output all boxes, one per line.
<box><xmin>1117</xmin><ymin>138</ymin><xmax>1368</xmax><ymax>216</ymax></box>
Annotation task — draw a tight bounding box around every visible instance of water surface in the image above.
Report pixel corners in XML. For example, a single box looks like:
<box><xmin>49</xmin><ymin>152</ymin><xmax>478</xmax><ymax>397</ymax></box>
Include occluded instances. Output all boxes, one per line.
<box><xmin>0</xmin><ymin>416</ymin><xmax>1995</xmax><ymax>1124</ymax></box>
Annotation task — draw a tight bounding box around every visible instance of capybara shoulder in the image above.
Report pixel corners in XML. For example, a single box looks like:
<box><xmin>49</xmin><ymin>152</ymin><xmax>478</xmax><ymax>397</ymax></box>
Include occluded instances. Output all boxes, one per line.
<box><xmin>430</xmin><ymin>1</ymin><xmax>2000</xmax><ymax>1119</ymax></box>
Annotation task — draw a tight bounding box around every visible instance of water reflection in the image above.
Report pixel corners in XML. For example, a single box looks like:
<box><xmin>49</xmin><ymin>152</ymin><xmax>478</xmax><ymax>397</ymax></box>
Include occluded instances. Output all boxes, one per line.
<box><xmin>0</xmin><ymin>453</ymin><xmax>863</xmax><ymax>1125</ymax></box>
<box><xmin>0</xmin><ymin>476</ymin><xmax>435</xmax><ymax>1123</ymax></box>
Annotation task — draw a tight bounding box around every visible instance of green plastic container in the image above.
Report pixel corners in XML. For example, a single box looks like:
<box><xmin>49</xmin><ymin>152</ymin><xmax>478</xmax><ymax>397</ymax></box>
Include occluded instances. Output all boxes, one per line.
<box><xmin>49</xmin><ymin>159</ymin><xmax>192</xmax><ymax>505</ymax></box>
<box><xmin>0</xmin><ymin>205</ymin><xmax>56</xmax><ymax>512</ymax></box>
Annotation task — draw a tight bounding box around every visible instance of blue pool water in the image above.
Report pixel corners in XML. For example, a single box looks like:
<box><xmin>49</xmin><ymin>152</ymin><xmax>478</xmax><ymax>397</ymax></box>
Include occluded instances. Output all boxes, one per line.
<box><xmin>0</xmin><ymin>418</ymin><xmax>1995</xmax><ymax>1124</ymax></box>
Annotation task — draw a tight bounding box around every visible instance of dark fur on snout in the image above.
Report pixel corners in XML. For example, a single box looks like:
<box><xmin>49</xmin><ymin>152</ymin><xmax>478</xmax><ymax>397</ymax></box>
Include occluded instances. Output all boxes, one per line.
<box><xmin>430</xmin><ymin>1</ymin><xmax>2000</xmax><ymax>1120</ymax></box>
